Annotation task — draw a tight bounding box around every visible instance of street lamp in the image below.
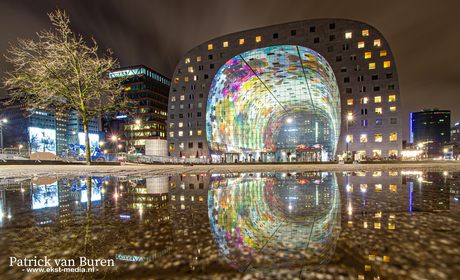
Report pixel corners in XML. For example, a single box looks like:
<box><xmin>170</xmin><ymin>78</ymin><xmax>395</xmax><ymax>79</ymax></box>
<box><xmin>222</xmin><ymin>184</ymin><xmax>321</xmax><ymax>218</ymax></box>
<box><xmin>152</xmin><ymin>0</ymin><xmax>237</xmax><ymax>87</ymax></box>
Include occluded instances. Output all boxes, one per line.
<box><xmin>19</xmin><ymin>144</ymin><xmax>23</xmax><ymax>155</ymax></box>
<box><xmin>111</xmin><ymin>135</ymin><xmax>118</xmax><ymax>156</ymax></box>
<box><xmin>0</xmin><ymin>118</ymin><xmax>8</xmax><ymax>153</ymax></box>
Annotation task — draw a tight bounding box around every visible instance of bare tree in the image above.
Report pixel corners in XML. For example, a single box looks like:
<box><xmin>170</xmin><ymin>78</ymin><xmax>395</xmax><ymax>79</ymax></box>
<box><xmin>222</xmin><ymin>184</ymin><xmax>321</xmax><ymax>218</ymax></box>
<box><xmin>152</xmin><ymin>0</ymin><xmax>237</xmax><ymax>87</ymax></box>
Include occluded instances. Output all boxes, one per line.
<box><xmin>3</xmin><ymin>9</ymin><xmax>130</xmax><ymax>164</ymax></box>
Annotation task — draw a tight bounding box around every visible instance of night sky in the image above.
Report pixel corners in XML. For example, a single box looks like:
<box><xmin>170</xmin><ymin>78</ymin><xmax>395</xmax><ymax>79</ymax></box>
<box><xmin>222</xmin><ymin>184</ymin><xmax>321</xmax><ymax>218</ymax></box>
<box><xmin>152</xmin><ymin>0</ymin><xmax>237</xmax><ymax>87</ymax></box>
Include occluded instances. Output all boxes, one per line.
<box><xmin>1</xmin><ymin>0</ymin><xmax>459</xmax><ymax>141</ymax></box>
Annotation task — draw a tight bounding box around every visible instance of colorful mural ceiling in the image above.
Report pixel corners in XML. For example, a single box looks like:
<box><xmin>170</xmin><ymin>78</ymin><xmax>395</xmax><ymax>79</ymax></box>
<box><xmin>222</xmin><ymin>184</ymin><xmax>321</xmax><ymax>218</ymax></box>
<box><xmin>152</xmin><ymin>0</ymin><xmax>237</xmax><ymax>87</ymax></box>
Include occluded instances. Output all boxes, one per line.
<box><xmin>208</xmin><ymin>173</ymin><xmax>341</xmax><ymax>278</ymax></box>
<box><xmin>206</xmin><ymin>45</ymin><xmax>340</xmax><ymax>157</ymax></box>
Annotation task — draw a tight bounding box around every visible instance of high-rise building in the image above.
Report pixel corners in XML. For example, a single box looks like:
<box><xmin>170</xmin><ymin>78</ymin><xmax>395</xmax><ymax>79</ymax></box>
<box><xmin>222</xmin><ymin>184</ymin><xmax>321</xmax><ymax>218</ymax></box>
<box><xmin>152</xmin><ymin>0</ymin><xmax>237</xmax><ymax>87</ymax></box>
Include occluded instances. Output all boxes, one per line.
<box><xmin>110</xmin><ymin>65</ymin><xmax>171</xmax><ymax>154</ymax></box>
<box><xmin>410</xmin><ymin>109</ymin><xmax>451</xmax><ymax>144</ymax></box>
<box><xmin>450</xmin><ymin>122</ymin><xmax>460</xmax><ymax>143</ymax></box>
<box><xmin>166</xmin><ymin>19</ymin><xmax>402</xmax><ymax>162</ymax></box>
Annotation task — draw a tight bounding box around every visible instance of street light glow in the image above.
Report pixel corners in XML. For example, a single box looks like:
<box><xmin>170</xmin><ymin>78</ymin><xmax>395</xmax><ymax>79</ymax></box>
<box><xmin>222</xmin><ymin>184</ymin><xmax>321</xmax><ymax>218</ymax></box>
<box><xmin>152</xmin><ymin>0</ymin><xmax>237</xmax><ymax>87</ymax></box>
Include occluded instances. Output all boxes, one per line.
<box><xmin>347</xmin><ymin>115</ymin><xmax>353</xmax><ymax>120</ymax></box>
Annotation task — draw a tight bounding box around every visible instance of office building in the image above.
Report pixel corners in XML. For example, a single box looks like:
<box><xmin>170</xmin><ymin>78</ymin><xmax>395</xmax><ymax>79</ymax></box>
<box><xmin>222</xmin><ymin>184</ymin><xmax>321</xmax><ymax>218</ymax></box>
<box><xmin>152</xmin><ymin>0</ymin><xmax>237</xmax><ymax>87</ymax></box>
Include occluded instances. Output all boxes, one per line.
<box><xmin>410</xmin><ymin>109</ymin><xmax>450</xmax><ymax>144</ymax></box>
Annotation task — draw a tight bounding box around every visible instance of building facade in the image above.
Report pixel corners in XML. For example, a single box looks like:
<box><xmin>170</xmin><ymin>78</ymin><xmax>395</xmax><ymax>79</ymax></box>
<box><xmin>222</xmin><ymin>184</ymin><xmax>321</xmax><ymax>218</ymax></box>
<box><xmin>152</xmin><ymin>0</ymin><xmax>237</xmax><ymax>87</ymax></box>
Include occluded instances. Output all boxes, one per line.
<box><xmin>167</xmin><ymin>19</ymin><xmax>402</xmax><ymax>162</ymax></box>
<box><xmin>110</xmin><ymin>65</ymin><xmax>170</xmax><ymax>154</ymax></box>
<box><xmin>410</xmin><ymin>109</ymin><xmax>451</xmax><ymax>144</ymax></box>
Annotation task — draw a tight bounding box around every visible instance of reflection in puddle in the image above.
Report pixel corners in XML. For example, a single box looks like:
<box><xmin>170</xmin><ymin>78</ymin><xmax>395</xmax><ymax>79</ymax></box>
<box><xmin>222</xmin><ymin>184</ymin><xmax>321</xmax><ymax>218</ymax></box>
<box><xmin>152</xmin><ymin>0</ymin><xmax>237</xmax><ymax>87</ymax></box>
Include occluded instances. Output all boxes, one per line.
<box><xmin>208</xmin><ymin>172</ymin><xmax>340</xmax><ymax>278</ymax></box>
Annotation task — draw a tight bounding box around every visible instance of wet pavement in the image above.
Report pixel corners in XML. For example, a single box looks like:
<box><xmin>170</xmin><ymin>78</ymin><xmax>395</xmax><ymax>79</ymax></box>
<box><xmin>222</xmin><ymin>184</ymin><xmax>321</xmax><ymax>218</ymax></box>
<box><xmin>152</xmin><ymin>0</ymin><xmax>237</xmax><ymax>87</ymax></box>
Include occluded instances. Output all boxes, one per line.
<box><xmin>0</xmin><ymin>170</ymin><xmax>459</xmax><ymax>279</ymax></box>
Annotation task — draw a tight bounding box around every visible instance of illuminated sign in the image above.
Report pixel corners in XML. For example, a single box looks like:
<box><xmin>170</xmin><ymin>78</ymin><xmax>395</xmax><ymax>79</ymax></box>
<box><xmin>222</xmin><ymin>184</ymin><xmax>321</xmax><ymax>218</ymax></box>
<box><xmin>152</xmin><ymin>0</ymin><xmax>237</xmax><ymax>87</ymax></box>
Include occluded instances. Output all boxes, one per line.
<box><xmin>78</xmin><ymin>133</ymin><xmax>100</xmax><ymax>150</ymax></box>
<box><xmin>32</xmin><ymin>182</ymin><xmax>59</xmax><ymax>210</ymax></box>
<box><xmin>29</xmin><ymin>127</ymin><xmax>56</xmax><ymax>154</ymax></box>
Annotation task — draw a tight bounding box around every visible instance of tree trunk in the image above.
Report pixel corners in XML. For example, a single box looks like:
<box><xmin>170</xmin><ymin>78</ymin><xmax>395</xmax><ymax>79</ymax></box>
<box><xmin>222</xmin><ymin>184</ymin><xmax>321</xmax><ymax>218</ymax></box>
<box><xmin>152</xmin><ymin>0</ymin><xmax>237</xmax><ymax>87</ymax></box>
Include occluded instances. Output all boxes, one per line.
<box><xmin>84</xmin><ymin>176</ymin><xmax>92</xmax><ymax>253</ymax></box>
<box><xmin>82</xmin><ymin>113</ymin><xmax>92</xmax><ymax>165</ymax></box>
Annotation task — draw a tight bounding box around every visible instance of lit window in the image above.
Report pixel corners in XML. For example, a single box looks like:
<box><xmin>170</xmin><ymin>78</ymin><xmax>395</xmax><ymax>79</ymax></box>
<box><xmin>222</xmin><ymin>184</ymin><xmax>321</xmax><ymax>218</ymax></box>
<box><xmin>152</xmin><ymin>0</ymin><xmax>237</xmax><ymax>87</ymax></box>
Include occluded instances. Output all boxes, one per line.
<box><xmin>389</xmin><ymin>95</ymin><xmax>396</xmax><ymax>102</ymax></box>
<box><xmin>171</xmin><ymin>96</ymin><xmax>176</xmax><ymax>101</ymax></box>
<box><xmin>188</xmin><ymin>67</ymin><xmax>193</xmax><ymax>73</ymax></box>
<box><xmin>347</xmin><ymin>184</ymin><xmax>353</xmax><ymax>192</ymax></box>
<box><xmin>374</xmin><ymin>223</ymin><xmax>381</xmax><ymax>229</ymax></box>
<box><xmin>347</xmin><ymin>135</ymin><xmax>353</xmax><ymax>143</ymax></box>
<box><xmin>373</xmin><ymin>150</ymin><xmax>381</xmax><ymax>157</ymax></box>
<box><xmin>360</xmin><ymin>134</ymin><xmax>368</xmax><ymax>143</ymax></box>
<box><xmin>362</xmin><ymin>30</ymin><xmax>369</xmax><ymax>36</ymax></box>
<box><xmin>390</xmin><ymin>106</ymin><xmax>396</xmax><ymax>112</ymax></box>
<box><xmin>384</xmin><ymin>61</ymin><xmax>391</xmax><ymax>68</ymax></box>
<box><xmin>256</xmin><ymin>36</ymin><xmax>261</xmax><ymax>42</ymax></box>
<box><xmin>208</xmin><ymin>44</ymin><xmax>213</xmax><ymax>50</ymax></box>
<box><xmin>383</xmin><ymin>256</ymin><xmax>390</xmax><ymax>262</ymax></box>
<box><xmin>374</xmin><ymin>39</ymin><xmax>381</xmax><ymax>46</ymax></box>
<box><xmin>184</xmin><ymin>77</ymin><xmax>189</xmax><ymax>82</ymax></box>
<box><xmin>197</xmin><ymin>56</ymin><xmax>201</xmax><ymax>62</ymax></box>
<box><xmin>374</xmin><ymin>96</ymin><xmax>381</xmax><ymax>103</ymax></box>
<box><xmin>360</xmin><ymin>184</ymin><xmax>367</xmax><ymax>192</ymax></box>
<box><xmin>185</xmin><ymin>58</ymin><xmax>190</xmax><ymax>64</ymax></box>
<box><xmin>375</xmin><ymin>133</ymin><xmax>382</xmax><ymax>142</ymax></box>
<box><xmin>345</xmin><ymin>32</ymin><xmax>352</xmax><ymax>39</ymax></box>
<box><xmin>375</xmin><ymin>108</ymin><xmax>382</xmax><ymax>114</ymax></box>
<box><xmin>170</xmin><ymin>123</ymin><xmax>174</xmax><ymax>128</ymax></box>
<box><xmin>223</xmin><ymin>41</ymin><xmax>228</xmax><ymax>47</ymax></box>
<box><xmin>174</xmin><ymin>78</ymin><xmax>179</xmax><ymax>83</ymax></box>
<box><xmin>380</xmin><ymin>50</ymin><xmax>387</xmax><ymax>56</ymax></box>
<box><xmin>390</xmin><ymin>132</ymin><xmax>397</xmax><ymax>142</ymax></box>
<box><xmin>374</xmin><ymin>184</ymin><xmax>382</xmax><ymax>193</ymax></box>
<box><xmin>369</xmin><ymin>63</ymin><xmax>376</xmax><ymax>69</ymax></box>
<box><xmin>197</xmin><ymin>130</ymin><xmax>202</xmax><ymax>136</ymax></box>
<box><xmin>365</xmin><ymin>52</ymin><xmax>371</xmax><ymax>59</ymax></box>
<box><xmin>390</xmin><ymin>184</ymin><xmax>397</xmax><ymax>193</ymax></box>
<box><xmin>389</xmin><ymin>223</ymin><xmax>395</xmax><ymax>230</ymax></box>
<box><xmin>180</xmin><ymin>95</ymin><xmax>185</xmax><ymax>100</ymax></box>
<box><xmin>347</xmin><ymin>99</ymin><xmax>353</xmax><ymax>105</ymax></box>
<box><xmin>193</xmin><ymin>75</ymin><xmax>197</xmax><ymax>81</ymax></box>
<box><xmin>169</xmin><ymin>132</ymin><xmax>174</xmax><ymax>137</ymax></box>
<box><xmin>361</xmin><ymin>97</ymin><xmax>368</xmax><ymax>104</ymax></box>
<box><xmin>178</xmin><ymin>122</ymin><xmax>183</xmax><ymax>128</ymax></box>
<box><xmin>239</xmin><ymin>38</ymin><xmax>244</xmax><ymax>45</ymax></box>
<box><xmin>171</xmin><ymin>195</ymin><xmax>175</xmax><ymax>201</ymax></box>
<box><xmin>180</xmin><ymin>195</ymin><xmax>184</xmax><ymax>201</ymax></box>
<box><xmin>358</xmin><ymin>41</ymin><xmax>365</xmax><ymax>48</ymax></box>
<box><xmin>376</xmin><ymin>119</ymin><xmax>382</xmax><ymax>125</ymax></box>
<box><xmin>178</xmin><ymin>131</ymin><xmax>183</xmax><ymax>137</ymax></box>
<box><xmin>365</xmin><ymin>265</ymin><xmax>372</xmax><ymax>271</ymax></box>
<box><xmin>189</xmin><ymin>130</ymin><xmax>193</xmax><ymax>136</ymax></box>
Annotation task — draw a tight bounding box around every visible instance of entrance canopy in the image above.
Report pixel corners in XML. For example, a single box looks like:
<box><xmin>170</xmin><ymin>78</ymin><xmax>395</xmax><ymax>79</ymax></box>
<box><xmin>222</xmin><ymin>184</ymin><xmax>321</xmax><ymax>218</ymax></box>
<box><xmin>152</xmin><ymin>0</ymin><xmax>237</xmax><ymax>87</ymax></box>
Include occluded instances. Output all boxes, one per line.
<box><xmin>206</xmin><ymin>45</ymin><xmax>340</xmax><ymax>159</ymax></box>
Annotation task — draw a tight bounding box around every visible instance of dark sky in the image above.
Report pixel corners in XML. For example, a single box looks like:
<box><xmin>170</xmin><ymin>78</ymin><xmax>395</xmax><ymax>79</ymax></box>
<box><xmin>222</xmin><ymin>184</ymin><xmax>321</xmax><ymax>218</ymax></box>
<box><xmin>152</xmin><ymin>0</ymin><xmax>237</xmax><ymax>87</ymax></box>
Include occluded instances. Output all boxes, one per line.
<box><xmin>1</xmin><ymin>0</ymin><xmax>460</xmax><ymax>140</ymax></box>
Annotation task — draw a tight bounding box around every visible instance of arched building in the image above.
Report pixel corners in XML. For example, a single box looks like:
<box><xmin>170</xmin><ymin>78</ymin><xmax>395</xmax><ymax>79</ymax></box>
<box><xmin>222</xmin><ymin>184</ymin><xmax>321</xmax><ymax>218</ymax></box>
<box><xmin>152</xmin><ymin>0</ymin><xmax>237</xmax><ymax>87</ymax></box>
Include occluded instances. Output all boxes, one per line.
<box><xmin>167</xmin><ymin>19</ymin><xmax>402</xmax><ymax>162</ymax></box>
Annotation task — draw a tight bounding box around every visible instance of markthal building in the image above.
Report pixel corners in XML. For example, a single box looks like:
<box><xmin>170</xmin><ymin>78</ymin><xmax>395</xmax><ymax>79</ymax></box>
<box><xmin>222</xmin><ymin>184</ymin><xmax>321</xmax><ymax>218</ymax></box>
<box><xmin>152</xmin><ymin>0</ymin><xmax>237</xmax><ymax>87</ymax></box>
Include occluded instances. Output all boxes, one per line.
<box><xmin>167</xmin><ymin>19</ymin><xmax>402</xmax><ymax>162</ymax></box>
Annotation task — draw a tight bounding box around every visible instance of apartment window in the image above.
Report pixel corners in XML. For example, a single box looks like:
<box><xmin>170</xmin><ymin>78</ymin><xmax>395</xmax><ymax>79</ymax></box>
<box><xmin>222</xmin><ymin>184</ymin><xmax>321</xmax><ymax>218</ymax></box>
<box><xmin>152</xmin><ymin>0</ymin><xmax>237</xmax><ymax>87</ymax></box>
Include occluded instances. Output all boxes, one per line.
<box><xmin>348</xmin><ymin>110</ymin><xmax>353</xmax><ymax>116</ymax></box>
<box><xmin>197</xmin><ymin>130</ymin><xmax>202</xmax><ymax>136</ymax></box>
<box><xmin>220</xmin><ymin>52</ymin><xmax>225</xmax><ymax>58</ymax></box>
<box><xmin>365</xmin><ymin>52</ymin><xmax>371</xmax><ymax>59</ymax></box>
<box><xmin>185</xmin><ymin>58</ymin><xmax>190</xmax><ymax>64</ymax></box>
<box><xmin>193</xmin><ymin>75</ymin><xmax>198</xmax><ymax>81</ymax></box>
<box><xmin>199</xmin><ymin>93</ymin><xmax>204</xmax><ymax>98</ymax></box>
<box><xmin>375</xmin><ymin>184</ymin><xmax>382</xmax><ymax>192</ymax></box>
<box><xmin>360</xmin><ymin>97</ymin><xmax>368</xmax><ymax>104</ymax></box>
<box><xmin>336</xmin><ymin>56</ymin><xmax>342</xmax><ymax>62</ymax></box>
<box><xmin>188</xmin><ymin>113</ymin><xmax>193</xmax><ymax>117</ymax></box>
<box><xmin>375</xmin><ymin>133</ymin><xmax>382</xmax><ymax>142</ymax></box>
<box><xmin>201</xmin><ymin>84</ymin><xmax>205</xmax><ymax>89</ymax></box>
<box><xmin>179</xmin><ymin>122</ymin><xmax>183</xmax><ymax>127</ymax></box>
<box><xmin>197</xmin><ymin>112</ymin><xmax>202</xmax><ymax>117</ymax></box>
<box><xmin>184</xmin><ymin>77</ymin><xmax>189</xmax><ymax>82</ymax></box>
<box><xmin>330</xmin><ymin>23</ymin><xmax>335</xmax><ymax>29</ymax></box>
<box><xmin>372</xmin><ymin>74</ymin><xmax>378</xmax><ymax>80</ymax></box>
<box><xmin>384</xmin><ymin>61</ymin><xmax>391</xmax><ymax>68</ymax></box>
<box><xmin>208</xmin><ymin>54</ymin><xmax>213</xmax><ymax>60</ymax></box>
<box><xmin>362</xmin><ymin>30</ymin><xmax>369</xmax><ymax>36</ymax></box>
<box><xmin>169</xmin><ymin>132</ymin><xmax>174</xmax><ymax>137</ymax></box>
<box><xmin>273</xmin><ymin>33</ymin><xmax>278</xmax><ymax>39</ymax></box>
<box><xmin>341</xmin><ymin>67</ymin><xmax>347</xmax><ymax>72</ymax></box>
<box><xmin>328</xmin><ymin>46</ymin><xmax>334</xmax><ymax>52</ymax></box>
<box><xmin>360</xmin><ymin>86</ymin><xmax>366</xmax><ymax>92</ymax></box>
<box><xmin>391</xmin><ymin>118</ymin><xmax>397</xmax><ymax>124</ymax></box>
<box><xmin>174</xmin><ymin>78</ymin><xmax>179</xmax><ymax>83</ymax></box>
<box><xmin>358</xmin><ymin>75</ymin><xmax>364</xmax><ymax>82</ymax></box>
<box><xmin>170</xmin><ymin>105</ymin><xmax>175</xmax><ymax>110</ymax></box>
<box><xmin>178</xmin><ymin>131</ymin><xmax>183</xmax><ymax>137</ymax></box>
<box><xmin>170</xmin><ymin>123</ymin><xmax>174</xmax><ymax>128</ymax></box>
<box><xmin>171</xmin><ymin>96</ymin><xmax>176</xmax><ymax>102</ymax></box>
<box><xmin>388</xmin><ymin>84</ymin><xmax>395</xmax><ymax>90</ymax></box>
<box><xmin>170</xmin><ymin>114</ymin><xmax>174</xmax><ymax>119</ymax></box>
<box><xmin>362</xmin><ymin>120</ymin><xmax>368</xmax><ymax>126</ymax></box>
<box><xmin>188</xmin><ymin>104</ymin><xmax>193</xmax><ymax>109</ymax></box>
<box><xmin>310</xmin><ymin>26</ymin><xmax>315</xmax><ymax>32</ymax></box>
<box><xmin>188</xmin><ymin>142</ymin><xmax>193</xmax><ymax>148</ymax></box>
<box><xmin>191</xmin><ymin>85</ymin><xmax>196</xmax><ymax>90</ymax></box>
<box><xmin>344</xmin><ymin>77</ymin><xmax>350</xmax><ymax>83</ymax></box>
<box><xmin>374</xmin><ymin>96</ymin><xmax>381</xmax><ymax>103</ymax></box>
<box><xmin>330</xmin><ymin>35</ymin><xmax>336</xmax><ymax>41</ymax></box>
<box><xmin>350</xmin><ymin>54</ymin><xmax>357</xmax><ymax>60</ymax></box>
<box><xmin>179</xmin><ymin>143</ymin><xmax>184</xmax><ymax>150</ymax></box>
<box><xmin>347</xmin><ymin>99</ymin><xmax>353</xmax><ymax>105</ymax></box>
<box><xmin>376</xmin><ymin>119</ymin><xmax>382</xmax><ymax>125</ymax></box>
<box><xmin>256</xmin><ymin>36</ymin><xmax>261</xmax><ymax>42</ymax></box>
<box><xmin>173</xmin><ymin>87</ymin><xmax>177</xmax><ymax>92</ymax></box>
<box><xmin>386</xmin><ymin>73</ymin><xmax>393</xmax><ymax>79</ymax></box>
<box><xmin>346</xmin><ymin>88</ymin><xmax>352</xmax><ymax>94</ymax></box>
<box><xmin>197</xmin><ymin>56</ymin><xmax>201</xmax><ymax>62</ymax></box>
<box><xmin>223</xmin><ymin>41</ymin><xmax>228</xmax><ymax>47</ymax></box>
<box><xmin>204</xmin><ymin>74</ymin><xmax>209</xmax><ymax>79</ymax></box>
<box><xmin>181</xmin><ymin>86</ymin><xmax>186</xmax><ymax>91</ymax></box>
<box><xmin>390</xmin><ymin>106</ymin><xmax>396</xmax><ymax>112</ymax></box>
<box><xmin>208</xmin><ymin>44</ymin><xmax>213</xmax><ymax>50</ymax></box>
<box><xmin>374</xmin><ymin>86</ymin><xmax>380</xmax><ymax>91</ymax></box>
<box><xmin>239</xmin><ymin>38</ymin><xmax>244</xmax><ymax>45</ymax></box>
<box><xmin>198</xmin><ymin>102</ymin><xmax>202</xmax><ymax>108</ymax></box>
<box><xmin>197</xmin><ymin>121</ymin><xmax>202</xmax><ymax>126</ymax></box>
<box><xmin>345</xmin><ymin>32</ymin><xmax>352</xmax><ymax>39</ymax></box>
<box><xmin>347</xmin><ymin>135</ymin><xmax>353</xmax><ymax>143</ymax></box>
<box><xmin>369</xmin><ymin>63</ymin><xmax>376</xmax><ymax>70</ymax></box>
<box><xmin>389</xmin><ymin>95</ymin><xmax>396</xmax><ymax>102</ymax></box>
<box><xmin>380</xmin><ymin>50</ymin><xmax>387</xmax><ymax>56</ymax></box>
<box><xmin>390</xmin><ymin>132</ymin><xmax>397</xmax><ymax>142</ymax></box>
<box><xmin>210</xmin><ymin>64</ymin><xmax>214</xmax><ymax>69</ymax></box>
<box><xmin>374</xmin><ymin>39</ymin><xmax>381</xmax><ymax>47</ymax></box>
<box><xmin>198</xmin><ymin>142</ymin><xmax>203</xmax><ymax>149</ymax></box>
<box><xmin>314</xmin><ymin>37</ymin><xmax>319</xmax><ymax>43</ymax></box>
<box><xmin>179</xmin><ymin>114</ymin><xmax>183</xmax><ymax>118</ymax></box>
<box><xmin>188</xmin><ymin>130</ymin><xmax>193</xmax><ymax>136</ymax></box>
<box><xmin>291</xmin><ymin>29</ymin><xmax>297</xmax><ymax>36</ymax></box>
<box><xmin>360</xmin><ymin>134</ymin><xmax>368</xmax><ymax>143</ymax></box>
<box><xmin>375</xmin><ymin>108</ymin><xmax>382</xmax><ymax>114</ymax></box>
<box><xmin>358</xmin><ymin>41</ymin><xmax>365</xmax><ymax>48</ymax></box>
<box><xmin>361</xmin><ymin>109</ymin><xmax>368</xmax><ymax>115</ymax></box>
<box><xmin>343</xmin><ymin>44</ymin><xmax>349</xmax><ymax>50</ymax></box>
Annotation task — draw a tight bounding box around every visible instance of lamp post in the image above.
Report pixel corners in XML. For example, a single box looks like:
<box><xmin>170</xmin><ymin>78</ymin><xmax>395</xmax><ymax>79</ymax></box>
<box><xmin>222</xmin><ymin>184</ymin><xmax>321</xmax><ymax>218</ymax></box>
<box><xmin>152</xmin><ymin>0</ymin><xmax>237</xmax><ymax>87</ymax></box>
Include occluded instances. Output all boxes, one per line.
<box><xmin>0</xmin><ymin>118</ymin><xmax>8</xmax><ymax>153</ymax></box>
<box><xmin>346</xmin><ymin>115</ymin><xmax>352</xmax><ymax>160</ymax></box>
